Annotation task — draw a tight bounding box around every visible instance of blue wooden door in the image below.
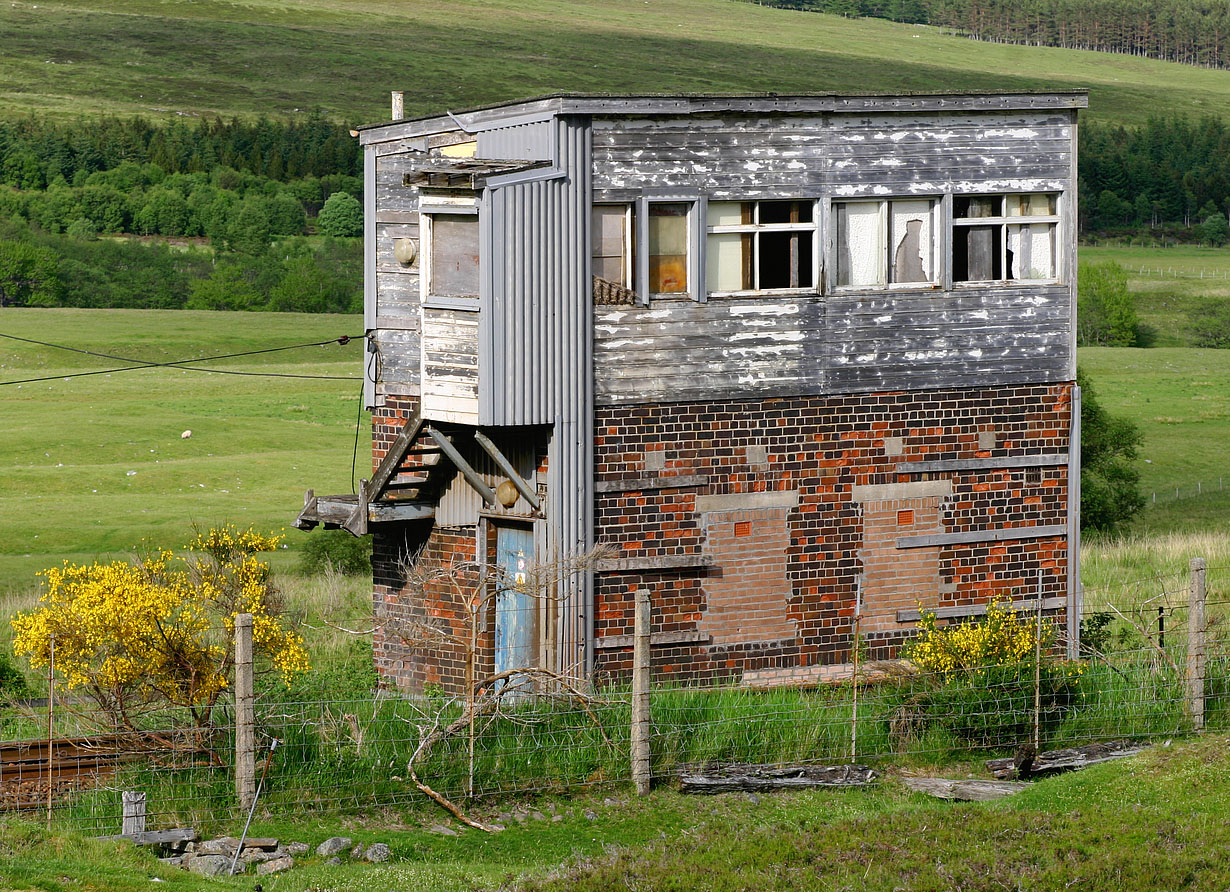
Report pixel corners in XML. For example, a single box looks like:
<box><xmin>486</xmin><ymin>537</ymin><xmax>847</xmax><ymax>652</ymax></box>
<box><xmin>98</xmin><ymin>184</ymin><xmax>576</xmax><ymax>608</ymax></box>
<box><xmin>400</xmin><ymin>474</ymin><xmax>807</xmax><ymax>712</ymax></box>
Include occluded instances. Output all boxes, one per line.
<box><xmin>494</xmin><ymin>524</ymin><xmax>535</xmax><ymax>676</ymax></box>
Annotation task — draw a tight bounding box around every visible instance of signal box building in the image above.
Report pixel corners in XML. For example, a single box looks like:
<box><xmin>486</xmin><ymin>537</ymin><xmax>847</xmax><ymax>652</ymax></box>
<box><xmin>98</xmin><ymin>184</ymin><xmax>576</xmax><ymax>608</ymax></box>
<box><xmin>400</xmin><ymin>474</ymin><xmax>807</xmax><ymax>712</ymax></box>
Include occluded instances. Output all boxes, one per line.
<box><xmin>296</xmin><ymin>91</ymin><xmax>1087</xmax><ymax>694</ymax></box>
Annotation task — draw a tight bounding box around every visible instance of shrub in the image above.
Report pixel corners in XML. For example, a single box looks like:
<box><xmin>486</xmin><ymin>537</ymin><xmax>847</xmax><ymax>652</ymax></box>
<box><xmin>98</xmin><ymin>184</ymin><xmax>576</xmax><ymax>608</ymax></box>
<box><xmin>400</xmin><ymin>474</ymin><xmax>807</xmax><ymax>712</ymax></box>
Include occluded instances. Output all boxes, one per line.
<box><xmin>298</xmin><ymin>530</ymin><xmax>372</xmax><ymax>576</ymax></box>
<box><xmin>11</xmin><ymin>525</ymin><xmax>308</xmax><ymax>730</ymax></box>
<box><xmin>895</xmin><ymin>600</ymin><xmax>1081</xmax><ymax>749</ymax></box>
<box><xmin>1077</xmin><ymin>261</ymin><xmax>1137</xmax><ymax>346</ymax></box>
<box><xmin>1079</xmin><ymin>368</ymin><xmax>1145</xmax><ymax>534</ymax></box>
<box><xmin>1191</xmin><ymin>300</ymin><xmax>1230</xmax><ymax>348</ymax></box>
<box><xmin>316</xmin><ymin>191</ymin><xmax>362</xmax><ymax>237</ymax></box>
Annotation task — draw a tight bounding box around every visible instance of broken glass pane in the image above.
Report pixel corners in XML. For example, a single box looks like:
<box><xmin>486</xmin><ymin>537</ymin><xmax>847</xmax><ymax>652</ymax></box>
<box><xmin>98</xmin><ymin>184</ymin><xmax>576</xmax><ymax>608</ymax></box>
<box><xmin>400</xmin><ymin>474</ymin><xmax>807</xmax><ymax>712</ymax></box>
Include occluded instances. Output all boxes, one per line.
<box><xmin>430</xmin><ymin>214</ymin><xmax>480</xmax><ymax>297</ymax></box>
<box><xmin>889</xmin><ymin>200</ymin><xmax>932</xmax><ymax>283</ymax></box>
<box><xmin>835</xmin><ymin>202</ymin><xmax>885</xmax><ymax>287</ymax></box>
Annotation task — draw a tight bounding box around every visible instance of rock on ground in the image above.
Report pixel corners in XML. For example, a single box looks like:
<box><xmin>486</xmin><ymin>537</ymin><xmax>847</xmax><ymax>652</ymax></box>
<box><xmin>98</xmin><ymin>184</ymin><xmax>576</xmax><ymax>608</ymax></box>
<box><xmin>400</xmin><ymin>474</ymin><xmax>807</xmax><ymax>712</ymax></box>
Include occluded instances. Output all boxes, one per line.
<box><xmin>186</xmin><ymin>855</ymin><xmax>231</xmax><ymax>877</ymax></box>
<box><xmin>256</xmin><ymin>856</ymin><xmax>294</xmax><ymax>875</ymax></box>
<box><xmin>364</xmin><ymin>843</ymin><xmax>391</xmax><ymax>863</ymax></box>
<box><xmin>316</xmin><ymin>837</ymin><xmax>352</xmax><ymax>857</ymax></box>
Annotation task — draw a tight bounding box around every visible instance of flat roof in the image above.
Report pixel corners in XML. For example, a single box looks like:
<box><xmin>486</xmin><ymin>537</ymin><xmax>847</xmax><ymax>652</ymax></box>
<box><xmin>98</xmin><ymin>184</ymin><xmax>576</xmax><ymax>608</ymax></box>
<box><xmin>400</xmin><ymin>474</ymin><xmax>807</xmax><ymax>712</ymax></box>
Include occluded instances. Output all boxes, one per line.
<box><xmin>357</xmin><ymin>90</ymin><xmax>1089</xmax><ymax>141</ymax></box>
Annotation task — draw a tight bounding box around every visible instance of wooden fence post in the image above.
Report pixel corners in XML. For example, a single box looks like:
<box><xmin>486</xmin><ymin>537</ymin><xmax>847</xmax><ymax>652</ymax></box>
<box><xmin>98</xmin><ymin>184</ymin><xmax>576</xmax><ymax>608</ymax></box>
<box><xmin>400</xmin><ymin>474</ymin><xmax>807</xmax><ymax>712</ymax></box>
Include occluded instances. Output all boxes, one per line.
<box><xmin>235</xmin><ymin>613</ymin><xmax>255</xmax><ymax>811</ymax></box>
<box><xmin>121</xmin><ymin>791</ymin><xmax>147</xmax><ymax>836</ymax></box>
<box><xmin>1186</xmin><ymin>558</ymin><xmax>1207</xmax><ymax>731</ymax></box>
<box><xmin>631</xmin><ymin>587</ymin><xmax>651</xmax><ymax>796</ymax></box>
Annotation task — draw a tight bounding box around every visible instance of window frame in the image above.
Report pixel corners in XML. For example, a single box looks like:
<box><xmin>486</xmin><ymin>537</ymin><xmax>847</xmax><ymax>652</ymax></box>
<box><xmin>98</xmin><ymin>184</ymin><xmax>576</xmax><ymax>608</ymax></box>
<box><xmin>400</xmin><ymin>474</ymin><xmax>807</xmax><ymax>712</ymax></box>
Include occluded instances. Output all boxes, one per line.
<box><xmin>636</xmin><ymin>195</ymin><xmax>701</xmax><ymax>305</ymax></box>
<box><xmin>830</xmin><ymin>196</ymin><xmax>942</xmax><ymax>292</ymax></box>
<box><xmin>950</xmin><ymin>192</ymin><xmax>1063</xmax><ymax>286</ymax></box>
<box><xmin>704</xmin><ymin>198</ymin><xmax>820</xmax><ymax>297</ymax></box>
<box><xmin>591</xmin><ymin>202</ymin><xmax>635</xmax><ymax>290</ymax></box>
<box><xmin>419</xmin><ymin>198</ymin><xmax>481</xmax><ymax>310</ymax></box>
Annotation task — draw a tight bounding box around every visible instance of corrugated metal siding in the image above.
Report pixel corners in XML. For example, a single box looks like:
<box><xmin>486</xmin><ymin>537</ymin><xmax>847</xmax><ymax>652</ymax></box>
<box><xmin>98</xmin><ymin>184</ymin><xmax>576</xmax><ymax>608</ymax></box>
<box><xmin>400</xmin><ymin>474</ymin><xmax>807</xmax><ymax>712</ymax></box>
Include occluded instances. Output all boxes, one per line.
<box><xmin>481</xmin><ymin>115</ymin><xmax>594</xmax><ymax>675</ymax></box>
<box><xmin>477</xmin><ymin>120</ymin><xmax>554</xmax><ymax>161</ymax></box>
<box><xmin>436</xmin><ymin>436</ymin><xmax>538</xmax><ymax>526</ymax></box>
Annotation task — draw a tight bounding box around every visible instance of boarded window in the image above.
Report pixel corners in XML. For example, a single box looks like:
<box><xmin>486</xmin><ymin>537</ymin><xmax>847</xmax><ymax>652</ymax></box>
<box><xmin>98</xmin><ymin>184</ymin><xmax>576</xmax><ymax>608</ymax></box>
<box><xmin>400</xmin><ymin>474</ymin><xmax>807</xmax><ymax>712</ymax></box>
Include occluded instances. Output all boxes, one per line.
<box><xmin>648</xmin><ymin>203</ymin><xmax>690</xmax><ymax>294</ymax></box>
<box><xmin>429</xmin><ymin>214</ymin><xmax>480</xmax><ymax>297</ymax></box>
<box><xmin>706</xmin><ymin>200</ymin><xmax>815</xmax><ymax>293</ymax></box>
<box><xmin>592</xmin><ymin>204</ymin><xmax>633</xmax><ymax>287</ymax></box>
<box><xmin>834</xmin><ymin>199</ymin><xmax>935</xmax><ymax>288</ymax></box>
<box><xmin>953</xmin><ymin>193</ymin><xmax>1059</xmax><ymax>282</ymax></box>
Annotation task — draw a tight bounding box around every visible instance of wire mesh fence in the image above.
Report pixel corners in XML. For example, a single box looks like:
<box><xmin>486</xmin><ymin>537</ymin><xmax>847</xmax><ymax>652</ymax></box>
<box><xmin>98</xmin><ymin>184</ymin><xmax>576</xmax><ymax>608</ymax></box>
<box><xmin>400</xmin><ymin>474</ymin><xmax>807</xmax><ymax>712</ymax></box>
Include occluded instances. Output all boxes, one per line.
<box><xmin>4</xmin><ymin>563</ymin><xmax>1226</xmax><ymax>836</ymax></box>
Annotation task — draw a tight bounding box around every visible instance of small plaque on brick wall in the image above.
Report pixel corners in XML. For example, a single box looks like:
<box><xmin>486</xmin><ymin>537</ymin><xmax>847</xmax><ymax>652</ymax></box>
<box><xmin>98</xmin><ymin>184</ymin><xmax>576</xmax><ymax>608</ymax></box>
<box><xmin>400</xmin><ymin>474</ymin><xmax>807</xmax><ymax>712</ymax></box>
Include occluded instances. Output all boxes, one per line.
<box><xmin>897</xmin><ymin>509</ymin><xmax>914</xmax><ymax>526</ymax></box>
<box><xmin>734</xmin><ymin>520</ymin><xmax>752</xmax><ymax>537</ymax></box>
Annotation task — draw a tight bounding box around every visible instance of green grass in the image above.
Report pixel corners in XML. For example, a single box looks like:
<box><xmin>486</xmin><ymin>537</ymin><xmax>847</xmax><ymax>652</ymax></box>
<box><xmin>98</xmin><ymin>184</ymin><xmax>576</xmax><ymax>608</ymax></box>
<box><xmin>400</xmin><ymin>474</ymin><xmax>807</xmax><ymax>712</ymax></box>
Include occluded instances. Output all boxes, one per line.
<box><xmin>0</xmin><ymin>308</ymin><xmax>365</xmax><ymax>592</ymax></box>
<box><xmin>7</xmin><ymin>733</ymin><xmax>1230</xmax><ymax>892</ymax></box>
<box><xmin>2</xmin><ymin>0</ymin><xmax>1230</xmax><ymax>126</ymax></box>
<box><xmin>1077</xmin><ymin>347</ymin><xmax>1230</xmax><ymax>534</ymax></box>
<box><xmin>1081</xmin><ymin>245</ymin><xmax>1230</xmax><ymax>349</ymax></box>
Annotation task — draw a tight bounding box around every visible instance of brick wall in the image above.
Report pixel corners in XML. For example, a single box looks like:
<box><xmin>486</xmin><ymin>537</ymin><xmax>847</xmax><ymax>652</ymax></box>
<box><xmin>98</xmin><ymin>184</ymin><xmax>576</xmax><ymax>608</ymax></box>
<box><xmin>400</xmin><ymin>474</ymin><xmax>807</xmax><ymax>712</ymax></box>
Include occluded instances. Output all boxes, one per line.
<box><xmin>593</xmin><ymin>383</ymin><xmax>1073</xmax><ymax>684</ymax></box>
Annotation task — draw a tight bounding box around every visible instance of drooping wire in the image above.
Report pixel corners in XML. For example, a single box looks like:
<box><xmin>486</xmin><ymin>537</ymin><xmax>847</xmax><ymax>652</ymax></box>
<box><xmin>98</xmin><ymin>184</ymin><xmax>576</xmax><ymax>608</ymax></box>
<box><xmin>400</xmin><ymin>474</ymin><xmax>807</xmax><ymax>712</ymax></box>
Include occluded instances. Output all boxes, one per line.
<box><xmin>351</xmin><ymin>345</ymin><xmax>376</xmax><ymax>494</ymax></box>
<box><xmin>0</xmin><ymin>333</ymin><xmax>362</xmax><ymax>386</ymax></box>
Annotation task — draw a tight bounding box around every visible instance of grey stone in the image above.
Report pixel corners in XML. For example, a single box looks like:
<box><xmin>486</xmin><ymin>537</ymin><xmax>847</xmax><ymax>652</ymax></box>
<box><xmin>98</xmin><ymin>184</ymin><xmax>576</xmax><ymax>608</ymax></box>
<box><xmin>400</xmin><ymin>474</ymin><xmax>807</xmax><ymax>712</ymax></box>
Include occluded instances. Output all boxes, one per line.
<box><xmin>182</xmin><ymin>842</ymin><xmax>196</xmax><ymax>853</ymax></box>
<box><xmin>512</xmin><ymin>812</ymin><xmax>528</xmax><ymax>824</ymax></box>
<box><xmin>285</xmin><ymin>842</ymin><xmax>309</xmax><ymax>856</ymax></box>
<box><xmin>584</xmin><ymin>810</ymin><xmax>597</xmax><ymax>821</ymax></box>
<box><xmin>242</xmin><ymin>848</ymin><xmax>284</xmax><ymax>864</ymax></box>
<box><xmin>316</xmin><ymin>837</ymin><xmax>352</xmax><ymax>857</ymax></box>
<box><xmin>243</xmin><ymin>837</ymin><xmax>280</xmax><ymax>851</ymax></box>
<box><xmin>350</xmin><ymin>844</ymin><xmax>366</xmax><ymax>860</ymax></box>
<box><xmin>487</xmin><ymin>823</ymin><xmax>506</xmax><ymax>832</ymax></box>
<box><xmin>197</xmin><ymin>838</ymin><xmax>238</xmax><ymax>856</ymax></box>
<box><xmin>256</xmin><ymin>856</ymin><xmax>294</xmax><ymax>876</ymax></box>
<box><xmin>158</xmin><ymin>856</ymin><xmax>184</xmax><ymax>867</ymax></box>
<box><xmin>326</xmin><ymin>856</ymin><xmax>342</xmax><ymax>866</ymax></box>
<box><xmin>187</xmin><ymin>855</ymin><xmax>231</xmax><ymax>877</ymax></box>
<box><xmin>551</xmin><ymin>815</ymin><xmax>563</xmax><ymax>823</ymax></box>
<box><xmin>427</xmin><ymin>824</ymin><xmax>459</xmax><ymax>836</ymax></box>
<box><xmin>745</xmin><ymin>792</ymin><xmax>761</xmax><ymax>804</ymax></box>
<box><xmin>364</xmin><ymin>843</ymin><xmax>391</xmax><ymax>863</ymax></box>
<box><xmin>529</xmin><ymin>811</ymin><xmax>547</xmax><ymax>822</ymax></box>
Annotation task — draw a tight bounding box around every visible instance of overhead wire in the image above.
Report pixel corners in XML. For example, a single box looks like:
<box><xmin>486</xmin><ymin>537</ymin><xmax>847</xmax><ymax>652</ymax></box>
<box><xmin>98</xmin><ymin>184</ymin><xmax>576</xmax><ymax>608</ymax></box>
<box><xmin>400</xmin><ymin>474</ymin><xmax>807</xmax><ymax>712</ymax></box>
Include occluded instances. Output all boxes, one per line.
<box><xmin>0</xmin><ymin>332</ymin><xmax>363</xmax><ymax>385</ymax></box>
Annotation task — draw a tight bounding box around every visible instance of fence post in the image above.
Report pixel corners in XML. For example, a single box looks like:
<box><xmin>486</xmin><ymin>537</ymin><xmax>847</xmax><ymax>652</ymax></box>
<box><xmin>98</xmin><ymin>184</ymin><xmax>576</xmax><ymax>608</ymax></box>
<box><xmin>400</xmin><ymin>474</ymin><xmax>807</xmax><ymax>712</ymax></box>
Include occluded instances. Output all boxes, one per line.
<box><xmin>235</xmin><ymin>613</ymin><xmax>255</xmax><ymax>811</ymax></box>
<box><xmin>631</xmin><ymin>587</ymin><xmax>652</xmax><ymax>796</ymax></box>
<box><xmin>121</xmin><ymin>791</ymin><xmax>147</xmax><ymax>836</ymax></box>
<box><xmin>1186</xmin><ymin>558</ymin><xmax>1207</xmax><ymax>731</ymax></box>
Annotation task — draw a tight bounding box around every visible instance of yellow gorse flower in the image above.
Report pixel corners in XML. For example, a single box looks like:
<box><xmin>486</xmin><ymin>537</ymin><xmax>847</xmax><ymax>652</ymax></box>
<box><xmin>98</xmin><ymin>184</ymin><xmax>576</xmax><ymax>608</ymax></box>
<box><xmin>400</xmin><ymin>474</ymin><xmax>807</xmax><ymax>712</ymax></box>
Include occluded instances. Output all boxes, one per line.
<box><xmin>11</xmin><ymin>525</ymin><xmax>308</xmax><ymax>713</ymax></box>
<box><xmin>905</xmin><ymin>598</ymin><xmax>1050</xmax><ymax>679</ymax></box>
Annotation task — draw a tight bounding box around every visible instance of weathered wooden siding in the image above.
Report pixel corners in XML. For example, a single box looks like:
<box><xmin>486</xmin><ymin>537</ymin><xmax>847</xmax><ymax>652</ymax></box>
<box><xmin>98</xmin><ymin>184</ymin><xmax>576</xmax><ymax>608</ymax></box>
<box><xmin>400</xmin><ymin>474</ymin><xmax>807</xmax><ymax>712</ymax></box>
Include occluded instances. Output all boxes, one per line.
<box><xmin>591</xmin><ymin>109</ymin><xmax>1075</xmax><ymax>405</ymax></box>
<box><xmin>592</xmin><ymin>112</ymin><xmax>1071</xmax><ymax>196</ymax></box>
<box><xmin>371</xmin><ymin>150</ymin><xmax>421</xmax><ymax>401</ymax></box>
<box><xmin>421</xmin><ymin>306</ymin><xmax>479</xmax><ymax>424</ymax></box>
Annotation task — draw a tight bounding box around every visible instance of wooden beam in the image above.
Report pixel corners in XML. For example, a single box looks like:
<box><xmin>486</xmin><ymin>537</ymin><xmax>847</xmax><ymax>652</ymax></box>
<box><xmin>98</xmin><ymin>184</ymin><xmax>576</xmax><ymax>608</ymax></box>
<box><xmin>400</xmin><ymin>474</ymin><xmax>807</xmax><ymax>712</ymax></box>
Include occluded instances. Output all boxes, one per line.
<box><xmin>896</xmin><ymin>596</ymin><xmax>1066</xmax><ymax>624</ymax></box>
<box><xmin>895</xmin><ymin>454</ymin><xmax>1068</xmax><ymax>474</ymax></box>
<box><xmin>896</xmin><ymin>524</ymin><xmax>1066</xmax><ymax>550</ymax></box>
<box><xmin>595</xmin><ymin>474</ymin><xmax>709</xmax><ymax>493</ymax></box>
<box><xmin>426</xmin><ymin>427</ymin><xmax>498</xmax><ymax>506</ymax></box>
<box><xmin>368</xmin><ymin>501</ymin><xmax>435</xmax><ymax>523</ymax></box>
<box><xmin>98</xmin><ymin>828</ymin><xmax>198</xmax><ymax>846</ymax></box>
<box><xmin>342</xmin><ymin>479</ymin><xmax>369</xmax><ymax>537</ymax></box>
<box><xmin>595</xmin><ymin>629</ymin><xmax>711</xmax><ymax>650</ymax></box>
<box><xmin>473</xmin><ymin>431</ymin><xmax>541</xmax><ymax>510</ymax></box>
<box><xmin>596</xmin><ymin>554</ymin><xmax>715</xmax><ymax>572</ymax></box>
<box><xmin>368</xmin><ymin>405</ymin><xmax>424</xmax><ymax>501</ymax></box>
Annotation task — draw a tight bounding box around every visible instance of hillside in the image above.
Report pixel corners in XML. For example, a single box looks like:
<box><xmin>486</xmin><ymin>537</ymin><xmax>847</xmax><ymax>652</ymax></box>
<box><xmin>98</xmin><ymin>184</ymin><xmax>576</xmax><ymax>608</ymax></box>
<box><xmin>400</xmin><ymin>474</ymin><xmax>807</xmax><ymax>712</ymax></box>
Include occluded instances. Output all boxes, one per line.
<box><xmin>3</xmin><ymin>0</ymin><xmax>1230</xmax><ymax>126</ymax></box>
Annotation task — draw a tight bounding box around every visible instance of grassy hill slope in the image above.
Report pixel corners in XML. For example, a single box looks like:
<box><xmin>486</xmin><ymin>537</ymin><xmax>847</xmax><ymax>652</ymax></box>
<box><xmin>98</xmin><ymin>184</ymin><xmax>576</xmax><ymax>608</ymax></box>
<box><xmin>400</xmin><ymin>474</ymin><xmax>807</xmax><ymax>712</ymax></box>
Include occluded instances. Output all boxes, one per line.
<box><xmin>3</xmin><ymin>0</ymin><xmax>1229</xmax><ymax>125</ymax></box>
<box><xmin>0</xmin><ymin>308</ymin><xmax>364</xmax><ymax>587</ymax></box>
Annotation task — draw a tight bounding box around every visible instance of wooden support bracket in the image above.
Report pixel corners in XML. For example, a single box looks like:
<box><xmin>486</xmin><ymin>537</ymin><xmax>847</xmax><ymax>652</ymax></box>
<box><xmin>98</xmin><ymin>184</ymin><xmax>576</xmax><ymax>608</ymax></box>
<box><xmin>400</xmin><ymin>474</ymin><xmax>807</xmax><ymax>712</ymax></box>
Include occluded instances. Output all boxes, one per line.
<box><xmin>473</xmin><ymin>430</ymin><xmax>541</xmax><ymax>510</ymax></box>
<box><xmin>427</xmin><ymin>428</ymin><xmax>498</xmax><ymax>507</ymax></box>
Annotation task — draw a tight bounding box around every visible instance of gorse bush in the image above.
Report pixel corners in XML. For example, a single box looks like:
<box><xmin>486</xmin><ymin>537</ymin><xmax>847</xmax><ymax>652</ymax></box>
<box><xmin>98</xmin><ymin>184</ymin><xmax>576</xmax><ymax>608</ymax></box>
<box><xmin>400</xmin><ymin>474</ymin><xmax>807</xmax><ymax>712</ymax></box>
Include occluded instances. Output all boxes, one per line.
<box><xmin>903</xmin><ymin>598</ymin><xmax>1047</xmax><ymax>677</ymax></box>
<box><xmin>11</xmin><ymin>525</ymin><xmax>308</xmax><ymax>730</ymax></box>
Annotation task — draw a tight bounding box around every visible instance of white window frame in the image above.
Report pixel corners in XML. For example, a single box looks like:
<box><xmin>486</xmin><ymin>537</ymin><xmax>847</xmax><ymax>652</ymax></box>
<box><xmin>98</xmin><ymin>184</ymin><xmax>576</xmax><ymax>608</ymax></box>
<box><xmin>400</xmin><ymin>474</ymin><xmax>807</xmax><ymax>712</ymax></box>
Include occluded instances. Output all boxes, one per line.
<box><xmin>951</xmin><ymin>192</ymin><xmax>1063</xmax><ymax>286</ymax></box>
<box><xmin>636</xmin><ymin>195</ymin><xmax>700</xmax><ymax>305</ymax></box>
<box><xmin>591</xmin><ymin>203</ymin><xmax>635</xmax><ymax>289</ymax></box>
<box><xmin>705</xmin><ymin>199</ymin><xmax>820</xmax><ymax>296</ymax></box>
<box><xmin>830</xmin><ymin>197</ymin><xmax>941</xmax><ymax>291</ymax></box>
<box><xmin>419</xmin><ymin>196</ymin><xmax>480</xmax><ymax>310</ymax></box>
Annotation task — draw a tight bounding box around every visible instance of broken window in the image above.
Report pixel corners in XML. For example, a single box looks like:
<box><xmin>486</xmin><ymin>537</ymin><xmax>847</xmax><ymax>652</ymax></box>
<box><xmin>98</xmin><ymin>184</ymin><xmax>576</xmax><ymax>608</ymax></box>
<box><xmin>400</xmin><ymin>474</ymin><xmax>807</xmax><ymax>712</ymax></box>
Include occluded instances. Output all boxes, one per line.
<box><xmin>648</xmin><ymin>202</ymin><xmax>691</xmax><ymax>295</ymax></box>
<box><xmin>834</xmin><ymin>199</ymin><xmax>936</xmax><ymax>288</ymax></box>
<box><xmin>592</xmin><ymin>204</ymin><xmax>634</xmax><ymax>288</ymax></box>
<box><xmin>953</xmin><ymin>193</ymin><xmax>1059</xmax><ymax>283</ymax></box>
<box><xmin>705</xmin><ymin>200</ymin><xmax>816</xmax><ymax>293</ymax></box>
<box><xmin>427</xmin><ymin>213</ymin><xmax>480</xmax><ymax>298</ymax></box>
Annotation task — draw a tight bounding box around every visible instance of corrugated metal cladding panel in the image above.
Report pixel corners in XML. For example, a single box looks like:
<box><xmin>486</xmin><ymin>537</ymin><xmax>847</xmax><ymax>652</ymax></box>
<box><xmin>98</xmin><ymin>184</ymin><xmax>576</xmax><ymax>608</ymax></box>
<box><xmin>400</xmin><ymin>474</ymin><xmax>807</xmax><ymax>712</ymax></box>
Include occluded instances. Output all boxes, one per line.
<box><xmin>480</xmin><ymin>114</ymin><xmax>593</xmax><ymax>676</ymax></box>
<box><xmin>435</xmin><ymin>434</ymin><xmax>538</xmax><ymax>526</ymax></box>
<box><xmin>477</xmin><ymin>120</ymin><xmax>554</xmax><ymax>161</ymax></box>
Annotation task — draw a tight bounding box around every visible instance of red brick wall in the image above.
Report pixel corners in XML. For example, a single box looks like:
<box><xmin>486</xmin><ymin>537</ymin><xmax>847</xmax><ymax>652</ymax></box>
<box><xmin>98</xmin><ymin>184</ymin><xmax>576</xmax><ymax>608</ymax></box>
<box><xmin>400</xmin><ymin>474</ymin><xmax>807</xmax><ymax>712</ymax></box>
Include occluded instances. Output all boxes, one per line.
<box><xmin>593</xmin><ymin>383</ymin><xmax>1073</xmax><ymax>685</ymax></box>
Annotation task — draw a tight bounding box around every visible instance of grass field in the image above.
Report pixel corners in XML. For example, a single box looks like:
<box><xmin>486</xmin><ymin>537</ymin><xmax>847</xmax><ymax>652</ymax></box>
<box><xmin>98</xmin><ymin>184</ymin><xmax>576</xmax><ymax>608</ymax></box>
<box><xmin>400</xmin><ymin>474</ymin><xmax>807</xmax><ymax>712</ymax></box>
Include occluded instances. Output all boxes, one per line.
<box><xmin>2</xmin><ymin>0</ymin><xmax>1229</xmax><ymax>126</ymax></box>
<box><xmin>4</xmin><ymin>732</ymin><xmax>1230</xmax><ymax>892</ymax></box>
<box><xmin>0</xmin><ymin>308</ymin><xmax>365</xmax><ymax>590</ymax></box>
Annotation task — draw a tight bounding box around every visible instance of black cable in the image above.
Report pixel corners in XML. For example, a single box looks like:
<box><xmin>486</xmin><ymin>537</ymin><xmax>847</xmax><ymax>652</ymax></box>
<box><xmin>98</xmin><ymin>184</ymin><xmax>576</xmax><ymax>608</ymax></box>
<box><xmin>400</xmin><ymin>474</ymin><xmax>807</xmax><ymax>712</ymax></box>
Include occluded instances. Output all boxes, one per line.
<box><xmin>0</xmin><ymin>333</ymin><xmax>362</xmax><ymax>386</ymax></box>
